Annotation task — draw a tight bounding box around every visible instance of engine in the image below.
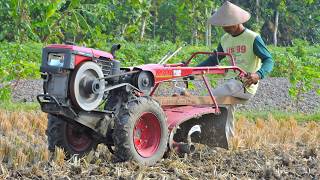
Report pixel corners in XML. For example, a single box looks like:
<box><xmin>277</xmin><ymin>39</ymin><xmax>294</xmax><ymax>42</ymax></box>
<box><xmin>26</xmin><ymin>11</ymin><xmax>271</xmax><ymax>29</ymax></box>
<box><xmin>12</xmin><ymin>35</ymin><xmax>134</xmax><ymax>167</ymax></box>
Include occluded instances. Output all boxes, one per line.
<box><xmin>39</xmin><ymin>43</ymin><xmax>155</xmax><ymax>114</ymax></box>
<box><xmin>40</xmin><ymin>44</ymin><xmax>122</xmax><ymax>111</ymax></box>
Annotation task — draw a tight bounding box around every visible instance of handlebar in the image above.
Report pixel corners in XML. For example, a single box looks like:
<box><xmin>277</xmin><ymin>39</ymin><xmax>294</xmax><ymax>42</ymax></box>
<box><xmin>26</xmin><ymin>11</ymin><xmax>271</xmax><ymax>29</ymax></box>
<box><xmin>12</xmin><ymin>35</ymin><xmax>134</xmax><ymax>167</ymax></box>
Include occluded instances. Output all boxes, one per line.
<box><xmin>184</xmin><ymin>52</ymin><xmax>236</xmax><ymax>67</ymax></box>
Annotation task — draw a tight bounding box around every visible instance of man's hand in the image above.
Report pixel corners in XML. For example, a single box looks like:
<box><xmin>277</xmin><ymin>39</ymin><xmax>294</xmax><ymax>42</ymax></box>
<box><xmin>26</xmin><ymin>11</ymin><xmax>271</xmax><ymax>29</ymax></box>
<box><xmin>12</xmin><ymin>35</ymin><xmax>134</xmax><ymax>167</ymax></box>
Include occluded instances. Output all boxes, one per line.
<box><xmin>243</xmin><ymin>72</ymin><xmax>260</xmax><ymax>87</ymax></box>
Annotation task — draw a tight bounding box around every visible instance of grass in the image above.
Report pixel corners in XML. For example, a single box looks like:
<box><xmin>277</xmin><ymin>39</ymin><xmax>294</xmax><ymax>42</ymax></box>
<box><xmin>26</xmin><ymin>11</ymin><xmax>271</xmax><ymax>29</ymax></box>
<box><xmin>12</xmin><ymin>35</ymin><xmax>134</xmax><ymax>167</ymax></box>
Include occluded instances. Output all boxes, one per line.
<box><xmin>230</xmin><ymin>115</ymin><xmax>320</xmax><ymax>151</ymax></box>
<box><xmin>0</xmin><ymin>101</ymin><xmax>40</xmax><ymax>111</ymax></box>
<box><xmin>236</xmin><ymin>110</ymin><xmax>320</xmax><ymax>122</ymax></box>
<box><xmin>0</xmin><ymin>110</ymin><xmax>48</xmax><ymax>169</ymax></box>
<box><xmin>0</xmin><ymin>101</ymin><xmax>318</xmax><ymax>169</ymax></box>
<box><xmin>0</xmin><ymin>101</ymin><xmax>319</xmax><ymax>121</ymax></box>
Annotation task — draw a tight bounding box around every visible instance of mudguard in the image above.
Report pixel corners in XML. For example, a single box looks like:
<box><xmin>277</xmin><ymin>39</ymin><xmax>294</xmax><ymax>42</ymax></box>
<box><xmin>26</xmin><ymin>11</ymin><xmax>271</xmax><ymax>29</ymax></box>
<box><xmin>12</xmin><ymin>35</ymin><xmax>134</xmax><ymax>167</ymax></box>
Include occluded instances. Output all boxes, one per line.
<box><xmin>164</xmin><ymin>106</ymin><xmax>229</xmax><ymax>150</ymax></box>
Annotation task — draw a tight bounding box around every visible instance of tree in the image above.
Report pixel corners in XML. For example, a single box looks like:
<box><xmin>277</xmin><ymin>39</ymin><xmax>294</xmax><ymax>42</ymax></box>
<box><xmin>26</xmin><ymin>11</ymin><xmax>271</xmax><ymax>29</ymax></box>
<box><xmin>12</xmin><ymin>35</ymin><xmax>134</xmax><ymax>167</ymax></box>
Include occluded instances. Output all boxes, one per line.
<box><xmin>272</xmin><ymin>0</ymin><xmax>286</xmax><ymax>46</ymax></box>
<box><xmin>0</xmin><ymin>0</ymin><xmax>319</xmax><ymax>46</ymax></box>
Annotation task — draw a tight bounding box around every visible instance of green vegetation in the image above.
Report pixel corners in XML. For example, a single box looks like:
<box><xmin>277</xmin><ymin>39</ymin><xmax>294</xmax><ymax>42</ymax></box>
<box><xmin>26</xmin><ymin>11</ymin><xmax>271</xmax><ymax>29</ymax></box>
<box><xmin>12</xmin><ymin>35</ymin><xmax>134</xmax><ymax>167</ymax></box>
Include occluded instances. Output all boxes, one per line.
<box><xmin>1</xmin><ymin>40</ymin><xmax>319</xmax><ymax>102</ymax></box>
<box><xmin>269</xmin><ymin>40</ymin><xmax>320</xmax><ymax>98</ymax></box>
<box><xmin>0</xmin><ymin>42</ymin><xmax>41</xmax><ymax>99</ymax></box>
<box><xmin>0</xmin><ymin>101</ymin><xmax>40</xmax><ymax>112</ymax></box>
<box><xmin>0</xmin><ymin>0</ymin><xmax>319</xmax><ymax>114</ymax></box>
<box><xmin>0</xmin><ymin>0</ymin><xmax>319</xmax><ymax>45</ymax></box>
<box><xmin>0</xmin><ymin>100</ymin><xmax>319</xmax><ymax>122</ymax></box>
<box><xmin>237</xmin><ymin>110</ymin><xmax>320</xmax><ymax>122</ymax></box>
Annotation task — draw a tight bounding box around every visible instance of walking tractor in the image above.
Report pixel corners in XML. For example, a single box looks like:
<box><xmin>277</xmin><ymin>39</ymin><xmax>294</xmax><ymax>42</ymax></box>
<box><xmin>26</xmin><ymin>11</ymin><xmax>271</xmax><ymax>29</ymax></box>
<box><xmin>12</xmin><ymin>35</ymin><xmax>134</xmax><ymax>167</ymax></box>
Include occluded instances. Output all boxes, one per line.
<box><xmin>37</xmin><ymin>43</ymin><xmax>247</xmax><ymax>165</ymax></box>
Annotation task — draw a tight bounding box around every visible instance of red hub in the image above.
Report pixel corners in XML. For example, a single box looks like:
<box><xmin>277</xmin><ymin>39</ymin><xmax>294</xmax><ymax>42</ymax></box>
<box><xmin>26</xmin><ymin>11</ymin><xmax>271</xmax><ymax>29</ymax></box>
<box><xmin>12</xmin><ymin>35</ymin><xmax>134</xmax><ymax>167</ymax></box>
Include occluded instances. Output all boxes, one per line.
<box><xmin>133</xmin><ymin>112</ymin><xmax>161</xmax><ymax>158</ymax></box>
<box><xmin>66</xmin><ymin>123</ymin><xmax>92</xmax><ymax>152</ymax></box>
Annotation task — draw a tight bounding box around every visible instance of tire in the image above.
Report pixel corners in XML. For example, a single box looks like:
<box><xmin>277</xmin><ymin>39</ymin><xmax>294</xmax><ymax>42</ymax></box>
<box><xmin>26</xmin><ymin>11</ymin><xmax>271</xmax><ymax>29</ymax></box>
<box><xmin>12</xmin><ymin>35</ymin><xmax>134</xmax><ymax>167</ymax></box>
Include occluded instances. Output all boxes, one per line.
<box><xmin>46</xmin><ymin>114</ymin><xmax>98</xmax><ymax>157</ymax></box>
<box><xmin>113</xmin><ymin>97</ymin><xmax>168</xmax><ymax>165</ymax></box>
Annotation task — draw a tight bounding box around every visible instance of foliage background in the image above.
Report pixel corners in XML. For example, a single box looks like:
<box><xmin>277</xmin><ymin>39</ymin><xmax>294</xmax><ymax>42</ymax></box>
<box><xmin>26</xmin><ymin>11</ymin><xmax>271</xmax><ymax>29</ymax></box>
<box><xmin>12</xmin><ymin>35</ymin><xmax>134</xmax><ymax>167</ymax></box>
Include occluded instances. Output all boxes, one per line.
<box><xmin>0</xmin><ymin>0</ymin><xmax>319</xmax><ymax>45</ymax></box>
<box><xmin>0</xmin><ymin>0</ymin><xmax>319</xmax><ymax>100</ymax></box>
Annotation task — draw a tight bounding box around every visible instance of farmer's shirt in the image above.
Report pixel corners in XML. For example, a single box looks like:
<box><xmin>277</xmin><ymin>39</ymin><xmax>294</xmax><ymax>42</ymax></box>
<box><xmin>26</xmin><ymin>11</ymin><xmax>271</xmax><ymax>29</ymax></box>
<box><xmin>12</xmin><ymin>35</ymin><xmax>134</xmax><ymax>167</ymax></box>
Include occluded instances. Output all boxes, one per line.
<box><xmin>198</xmin><ymin>28</ymin><xmax>274</xmax><ymax>94</ymax></box>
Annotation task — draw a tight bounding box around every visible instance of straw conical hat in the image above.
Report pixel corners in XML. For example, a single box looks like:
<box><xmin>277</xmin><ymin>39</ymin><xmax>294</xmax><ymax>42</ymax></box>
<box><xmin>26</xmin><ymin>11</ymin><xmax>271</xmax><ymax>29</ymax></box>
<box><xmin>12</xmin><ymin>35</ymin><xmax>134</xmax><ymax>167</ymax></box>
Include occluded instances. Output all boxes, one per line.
<box><xmin>208</xmin><ymin>1</ymin><xmax>251</xmax><ymax>26</ymax></box>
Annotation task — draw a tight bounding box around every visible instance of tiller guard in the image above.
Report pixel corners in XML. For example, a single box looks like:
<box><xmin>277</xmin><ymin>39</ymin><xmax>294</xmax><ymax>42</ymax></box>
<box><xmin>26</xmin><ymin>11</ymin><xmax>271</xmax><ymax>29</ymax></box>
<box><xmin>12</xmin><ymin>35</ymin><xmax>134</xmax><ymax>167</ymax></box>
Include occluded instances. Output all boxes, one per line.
<box><xmin>165</xmin><ymin>106</ymin><xmax>229</xmax><ymax>151</ymax></box>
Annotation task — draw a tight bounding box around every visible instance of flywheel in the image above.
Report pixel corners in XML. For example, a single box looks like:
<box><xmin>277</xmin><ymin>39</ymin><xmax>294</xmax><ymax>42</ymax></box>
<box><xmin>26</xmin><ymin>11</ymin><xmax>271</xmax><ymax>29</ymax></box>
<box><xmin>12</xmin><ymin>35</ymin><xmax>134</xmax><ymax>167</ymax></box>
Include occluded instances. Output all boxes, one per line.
<box><xmin>132</xmin><ymin>71</ymin><xmax>154</xmax><ymax>95</ymax></box>
<box><xmin>70</xmin><ymin>61</ymin><xmax>105</xmax><ymax>111</ymax></box>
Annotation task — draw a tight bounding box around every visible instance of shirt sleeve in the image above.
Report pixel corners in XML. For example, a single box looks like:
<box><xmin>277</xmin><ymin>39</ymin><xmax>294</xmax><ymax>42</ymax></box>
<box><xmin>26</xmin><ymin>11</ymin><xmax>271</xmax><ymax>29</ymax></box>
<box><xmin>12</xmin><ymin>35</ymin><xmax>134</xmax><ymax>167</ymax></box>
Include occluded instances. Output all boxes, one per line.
<box><xmin>253</xmin><ymin>36</ymin><xmax>274</xmax><ymax>79</ymax></box>
<box><xmin>197</xmin><ymin>43</ymin><xmax>225</xmax><ymax>67</ymax></box>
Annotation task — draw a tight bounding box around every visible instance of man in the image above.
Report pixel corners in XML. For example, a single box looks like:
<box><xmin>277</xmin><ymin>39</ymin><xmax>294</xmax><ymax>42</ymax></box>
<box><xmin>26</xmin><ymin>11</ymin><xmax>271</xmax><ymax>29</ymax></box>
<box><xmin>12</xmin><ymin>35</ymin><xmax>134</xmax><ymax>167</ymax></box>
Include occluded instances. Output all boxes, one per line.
<box><xmin>198</xmin><ymin>1</ymin><xmax>274</xmax><ymax>141</ymax></box>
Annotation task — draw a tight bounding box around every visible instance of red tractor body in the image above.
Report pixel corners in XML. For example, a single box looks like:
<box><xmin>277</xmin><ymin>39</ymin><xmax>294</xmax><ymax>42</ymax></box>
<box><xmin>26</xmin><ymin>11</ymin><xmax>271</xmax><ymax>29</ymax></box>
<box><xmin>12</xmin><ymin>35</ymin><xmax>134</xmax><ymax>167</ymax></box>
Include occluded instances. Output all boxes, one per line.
<box><xmin>46</xmin><ymin>44</ymin><xmax>114</xmax><ymax>62</ymax></box>
<box><xmin>38</xmin><ymin>43</ymin><xmax>246</xmax><ymax>165</ymax></box>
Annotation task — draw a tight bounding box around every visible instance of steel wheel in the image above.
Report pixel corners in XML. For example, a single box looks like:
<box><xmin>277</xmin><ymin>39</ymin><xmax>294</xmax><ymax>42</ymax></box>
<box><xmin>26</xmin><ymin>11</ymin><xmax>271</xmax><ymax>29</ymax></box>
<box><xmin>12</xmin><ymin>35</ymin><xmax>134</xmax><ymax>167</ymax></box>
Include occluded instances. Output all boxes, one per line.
<box><xmin>133</xmin><ymin>112</ymin><xmax>161</xmax><ymax>158</ymax></box>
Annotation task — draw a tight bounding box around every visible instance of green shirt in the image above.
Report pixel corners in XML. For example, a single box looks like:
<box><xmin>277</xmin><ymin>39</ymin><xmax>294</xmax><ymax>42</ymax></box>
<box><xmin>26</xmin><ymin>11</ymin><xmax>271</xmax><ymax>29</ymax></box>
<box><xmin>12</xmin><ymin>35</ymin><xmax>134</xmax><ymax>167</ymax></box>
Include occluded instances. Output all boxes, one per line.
<box><xmin>197</xmin><ymin>29</ymin><xmax>274</xmax><ymax>94</ymax></box>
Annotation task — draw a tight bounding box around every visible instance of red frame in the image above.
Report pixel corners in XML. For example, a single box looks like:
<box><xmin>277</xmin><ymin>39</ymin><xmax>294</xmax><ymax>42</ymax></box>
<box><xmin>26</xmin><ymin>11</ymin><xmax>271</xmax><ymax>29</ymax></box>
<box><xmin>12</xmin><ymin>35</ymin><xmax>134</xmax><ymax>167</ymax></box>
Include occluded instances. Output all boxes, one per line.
<box><xmin>137</xmin><ymin>52</ymin><xmax>246</xmax><ymax>97</ymax></box>
<box><xmin>136</xmin><ymin>52</ymin><xmax>245</xmax><ymax>85</ymax></box>
<box><xmin>134</xmin><ymin>52</ymin><xmax>247</xmax><ymax>150</ymax></box>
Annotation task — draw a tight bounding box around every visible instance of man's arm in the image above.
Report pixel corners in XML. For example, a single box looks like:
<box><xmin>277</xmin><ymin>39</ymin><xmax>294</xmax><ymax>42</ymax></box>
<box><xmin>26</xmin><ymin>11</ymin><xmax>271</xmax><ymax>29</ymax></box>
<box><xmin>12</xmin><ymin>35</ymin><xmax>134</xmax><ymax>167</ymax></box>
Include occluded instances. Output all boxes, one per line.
<box><xmin>243</xmin><ymin>36</ymin><xmax>274</xmax><ymax>87</ymax></box>
<box><xmin>253</xmin><ymin>36</ymin><xmax>274</xmax><ymax>79</ymax></box>
<box><xmin>197</xmin><ymin>43</ymin><xmax>225</xmax><ymax>67</ymax></box>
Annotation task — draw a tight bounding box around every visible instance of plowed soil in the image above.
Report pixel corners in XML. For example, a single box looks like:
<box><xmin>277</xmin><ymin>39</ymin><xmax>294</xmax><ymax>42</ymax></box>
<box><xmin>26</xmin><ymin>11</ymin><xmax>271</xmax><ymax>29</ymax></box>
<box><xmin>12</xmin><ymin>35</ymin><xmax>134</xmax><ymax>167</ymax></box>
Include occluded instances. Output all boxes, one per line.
<box><xmin>0</xmin><ymin>111</ymin><xmax>319</xmax><ymax>179</ymax></box>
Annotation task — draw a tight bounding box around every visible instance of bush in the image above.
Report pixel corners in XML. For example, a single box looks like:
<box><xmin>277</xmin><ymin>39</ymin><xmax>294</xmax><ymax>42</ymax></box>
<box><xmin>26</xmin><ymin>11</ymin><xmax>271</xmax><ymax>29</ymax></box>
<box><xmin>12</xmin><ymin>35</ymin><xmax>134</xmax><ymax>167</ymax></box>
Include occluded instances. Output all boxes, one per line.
<box><xmin>269</xmin><ymin>40</ymin><xmax>320</xmax><ymax>98</ymax></box>
<box><xmin>0</xmin><ymin>40</ymin><xmax>319</xmax><ymax>101</ymax></box>
<box><xmin>0</xmin><ymin>42</ymin><xmax>42</xmax><ymax>100</ymax></box>
<box><xmin>102</xmin><ymin>40</ymin><xmax>211</xmax><ymax>66</ymax></box>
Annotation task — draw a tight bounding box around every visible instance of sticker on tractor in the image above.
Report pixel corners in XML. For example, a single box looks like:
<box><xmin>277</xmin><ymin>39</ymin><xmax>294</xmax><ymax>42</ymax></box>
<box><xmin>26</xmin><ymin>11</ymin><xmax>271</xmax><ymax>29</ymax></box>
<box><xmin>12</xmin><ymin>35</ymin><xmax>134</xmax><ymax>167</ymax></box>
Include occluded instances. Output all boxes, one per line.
<box><xmin>173</xmin><ymin>70</ymin><xmax>181</xmax><ymax>77</ymax></box>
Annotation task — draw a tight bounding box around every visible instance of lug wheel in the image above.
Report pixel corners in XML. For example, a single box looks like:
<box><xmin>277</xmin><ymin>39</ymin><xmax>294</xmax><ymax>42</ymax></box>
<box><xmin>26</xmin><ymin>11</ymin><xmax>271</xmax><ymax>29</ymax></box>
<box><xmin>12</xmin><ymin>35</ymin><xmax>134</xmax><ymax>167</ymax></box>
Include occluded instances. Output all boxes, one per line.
<box><xmin>113</xmin><ymin>97</ymin><xmax>168</xmax><ymax>166</ymax></box>
<box><xmin>46</xmin><ymin>114</ymin><xmax>98</xmax><ymax>157</ymax></box>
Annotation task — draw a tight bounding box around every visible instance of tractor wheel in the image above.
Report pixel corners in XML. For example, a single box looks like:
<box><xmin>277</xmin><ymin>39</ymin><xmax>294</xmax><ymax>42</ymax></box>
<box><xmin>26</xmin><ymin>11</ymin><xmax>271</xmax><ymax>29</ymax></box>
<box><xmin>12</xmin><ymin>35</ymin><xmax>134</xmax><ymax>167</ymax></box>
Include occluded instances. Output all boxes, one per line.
<box><xmin>46</xmin><ymin>114</ymin><xmax>98</xmax><ymax>157</ymax></box>
<box><xmin>113</xmin><ymin>97</ymin><xmax>168</xmax><ymax>165</ymax></box>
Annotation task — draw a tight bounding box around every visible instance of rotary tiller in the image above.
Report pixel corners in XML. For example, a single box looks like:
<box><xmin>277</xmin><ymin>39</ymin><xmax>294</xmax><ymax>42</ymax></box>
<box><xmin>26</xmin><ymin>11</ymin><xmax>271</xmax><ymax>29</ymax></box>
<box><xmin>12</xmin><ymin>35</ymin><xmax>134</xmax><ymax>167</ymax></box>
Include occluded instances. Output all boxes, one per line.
<box><xmin>37</xmin><ymin>44</ymin><xmax>247</xmax><ymax>165</ymax></box>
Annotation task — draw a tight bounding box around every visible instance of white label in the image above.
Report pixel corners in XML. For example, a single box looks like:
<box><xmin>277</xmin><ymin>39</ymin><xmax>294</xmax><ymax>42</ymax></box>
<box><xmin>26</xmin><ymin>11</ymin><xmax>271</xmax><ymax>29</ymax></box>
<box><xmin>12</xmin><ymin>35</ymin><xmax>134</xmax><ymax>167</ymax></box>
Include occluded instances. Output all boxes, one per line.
<box><xmin>173</xmin><ymin>70</ymin><xmax>181</xmax><ymax>77</ymax></box>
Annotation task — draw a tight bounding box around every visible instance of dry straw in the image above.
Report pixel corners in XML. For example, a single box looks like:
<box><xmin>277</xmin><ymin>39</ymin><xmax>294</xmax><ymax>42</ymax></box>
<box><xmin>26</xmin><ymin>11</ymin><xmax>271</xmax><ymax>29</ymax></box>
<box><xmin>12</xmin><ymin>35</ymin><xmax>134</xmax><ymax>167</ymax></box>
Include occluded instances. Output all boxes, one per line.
<box><xmin>0</xmin><ymin>110</ymin><xmax>319</xmax><ymax>172</ymax></box>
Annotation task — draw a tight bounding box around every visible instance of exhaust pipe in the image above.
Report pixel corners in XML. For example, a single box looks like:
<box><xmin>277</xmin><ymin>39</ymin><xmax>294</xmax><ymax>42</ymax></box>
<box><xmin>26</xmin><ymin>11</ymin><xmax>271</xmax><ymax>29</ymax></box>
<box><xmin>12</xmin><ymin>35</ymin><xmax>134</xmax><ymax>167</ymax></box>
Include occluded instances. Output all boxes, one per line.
<box><xmin>111</xmin><ymin>44</ymin><xmax>121</xmax><ymax>58</ymax></box>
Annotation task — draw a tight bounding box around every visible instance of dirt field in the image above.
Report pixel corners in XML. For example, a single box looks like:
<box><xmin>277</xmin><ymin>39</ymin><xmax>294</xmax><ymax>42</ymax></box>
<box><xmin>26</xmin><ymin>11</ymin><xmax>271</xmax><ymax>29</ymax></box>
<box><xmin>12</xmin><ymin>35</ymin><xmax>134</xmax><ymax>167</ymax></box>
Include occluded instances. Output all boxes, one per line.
<box><xmin>0</xmin><ymin>110</ymin><xmax>319</xmax><ymax>179</ymax></box>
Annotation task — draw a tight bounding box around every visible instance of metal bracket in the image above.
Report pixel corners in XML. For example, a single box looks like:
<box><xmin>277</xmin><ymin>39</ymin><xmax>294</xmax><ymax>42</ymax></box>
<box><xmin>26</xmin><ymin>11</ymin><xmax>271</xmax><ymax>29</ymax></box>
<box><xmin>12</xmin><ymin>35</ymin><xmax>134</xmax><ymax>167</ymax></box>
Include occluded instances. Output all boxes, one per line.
<box><xmin>37</xmin><ymin>94</ymin><xmax>60</xmax><ymax>106</ymax></box>
<box><xmin>201</xmin><ymin>74</ymin><xmax>220</xmax><ymax>114</ymax></box>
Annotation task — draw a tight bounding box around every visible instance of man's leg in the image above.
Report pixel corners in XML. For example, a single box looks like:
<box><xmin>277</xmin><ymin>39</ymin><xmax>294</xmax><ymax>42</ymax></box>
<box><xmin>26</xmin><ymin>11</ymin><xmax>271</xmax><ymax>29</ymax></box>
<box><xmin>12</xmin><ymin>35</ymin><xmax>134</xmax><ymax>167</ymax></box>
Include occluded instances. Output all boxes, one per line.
<box><xmin>211</xmin><ymin>79</ymin><xmax>253</xmax><ymax>99</ymax></box>
<box><xmin>211</xmin><ymin>79</ymin><xmax>254</xmax><ymax>141</ymax></box>
<box><xmin>225</xmin><ymin>104</ymin><xmax>236</xmax><ymax>141</ymax></box>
